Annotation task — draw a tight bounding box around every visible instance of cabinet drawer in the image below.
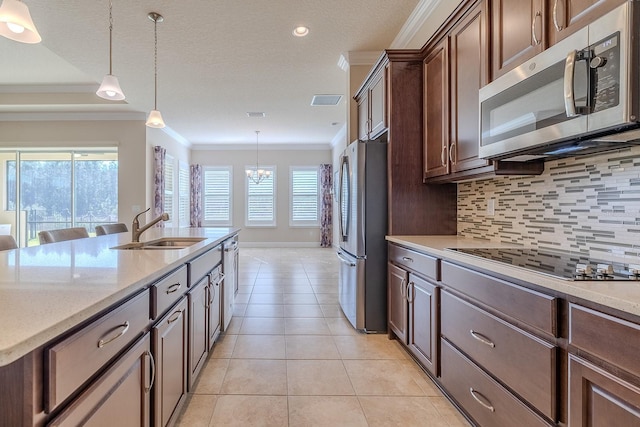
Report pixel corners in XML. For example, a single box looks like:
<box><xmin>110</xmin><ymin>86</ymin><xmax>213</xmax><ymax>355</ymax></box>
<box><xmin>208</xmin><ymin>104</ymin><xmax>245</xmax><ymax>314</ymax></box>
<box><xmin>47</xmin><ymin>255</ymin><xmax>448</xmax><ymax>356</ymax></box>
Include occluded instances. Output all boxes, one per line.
<box><xmin>441</xmin><ymin>261</ymin><xmax>557</xmax><ymax>336</ymax></box>
<box><xmin>188</xmin><ymin>245</ymin><xmax>222</xmax><ymax>286</ymax></box>
<box><xmin>569</xmin><ymin>303</ymin><xmax>640</xmax><ymax>378</ymax></box>
<box><xmin>389</xmin><ymin>244</ymin><xmax>439</xmax><ymax>280</ymax></box>
<box><xmin>47</xmin><ymin>333</ymin><xmax>152</xmax><ymax>427</ymax></box>
<box><xmin>45</xmin><ymin>289</ymin><xmax>150</xmax><ymax>412</ymax></box>
<box><xmin>151</xmin><ymin>265</ymin><xmax>188</xmax><ymax>319</ymax></box>
<box><xmin>441</xmin><ymin>291</ymin><xmax>556</xmax><ymax>420</ymax></box>
<box><xmin>441</xmin><ymin>339</ymin><xmax>550</xmax><ymax>427</ymax></box>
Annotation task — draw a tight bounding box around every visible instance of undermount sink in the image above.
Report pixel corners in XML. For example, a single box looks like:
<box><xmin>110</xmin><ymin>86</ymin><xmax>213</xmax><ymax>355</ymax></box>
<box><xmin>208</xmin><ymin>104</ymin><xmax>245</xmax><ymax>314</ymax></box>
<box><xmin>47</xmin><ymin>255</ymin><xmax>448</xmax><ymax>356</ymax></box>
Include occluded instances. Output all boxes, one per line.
<box><xmin>112</xmin><ymin>237</ymin><xmax>206</xmax><ymax>250</ymax></box>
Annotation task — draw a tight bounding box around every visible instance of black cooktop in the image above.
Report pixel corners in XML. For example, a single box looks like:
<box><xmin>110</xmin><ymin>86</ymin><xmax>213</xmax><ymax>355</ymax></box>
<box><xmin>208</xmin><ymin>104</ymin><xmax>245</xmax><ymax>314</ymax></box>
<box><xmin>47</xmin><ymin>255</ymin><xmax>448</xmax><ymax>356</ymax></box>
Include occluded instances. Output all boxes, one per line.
<box><xmin>448</xmin><ymin>247</ymin><xmax>640</xmax><ymax>281</ymax></box>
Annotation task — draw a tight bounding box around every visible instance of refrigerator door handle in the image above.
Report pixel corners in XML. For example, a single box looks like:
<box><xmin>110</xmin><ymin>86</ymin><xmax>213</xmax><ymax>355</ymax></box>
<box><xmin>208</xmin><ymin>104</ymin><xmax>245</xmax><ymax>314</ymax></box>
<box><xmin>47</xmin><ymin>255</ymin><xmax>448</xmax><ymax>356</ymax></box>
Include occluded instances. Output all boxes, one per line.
<box><xmin>336</xmin><ymin>251</ymin><xmax>357</xmax><ymax>267</ymax></box>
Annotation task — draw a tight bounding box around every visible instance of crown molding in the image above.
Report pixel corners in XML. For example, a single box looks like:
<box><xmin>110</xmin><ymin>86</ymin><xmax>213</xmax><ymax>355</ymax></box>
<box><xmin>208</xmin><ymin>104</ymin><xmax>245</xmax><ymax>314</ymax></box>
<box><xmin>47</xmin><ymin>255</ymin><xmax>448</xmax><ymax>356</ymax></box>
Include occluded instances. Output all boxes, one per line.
<box><xmin>390</xmin><ymin>0</ymin><xmax>443</xmax><ymax>48</ymax></box>
<box><xmin>191</xmin><ymin>142</ymin><xmax>332</xmax><ymax>151</ymax></box>
<box><xmin>337</xmin><ymin>51</ymin><xmax>383</xmax><ymax>71</ymax></box>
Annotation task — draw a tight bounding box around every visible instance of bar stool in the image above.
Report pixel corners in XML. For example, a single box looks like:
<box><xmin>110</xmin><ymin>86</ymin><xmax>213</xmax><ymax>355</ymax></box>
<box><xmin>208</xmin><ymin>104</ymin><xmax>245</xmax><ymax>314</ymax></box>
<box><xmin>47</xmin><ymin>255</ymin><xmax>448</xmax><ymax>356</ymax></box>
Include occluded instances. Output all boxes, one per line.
<box><xmin>38</xmin><ymin>227</ymin><xmax>89</xmax><ymax>244</ymax></box>
<box><xmin>95</xmin><ymin>223</ymin><xmax>128</xmax><ymax>236</ymax></box>
<box><xmin>0</xmin><ymin>235</ymin><xmax>17</xmax><ymax>250</ymax></box>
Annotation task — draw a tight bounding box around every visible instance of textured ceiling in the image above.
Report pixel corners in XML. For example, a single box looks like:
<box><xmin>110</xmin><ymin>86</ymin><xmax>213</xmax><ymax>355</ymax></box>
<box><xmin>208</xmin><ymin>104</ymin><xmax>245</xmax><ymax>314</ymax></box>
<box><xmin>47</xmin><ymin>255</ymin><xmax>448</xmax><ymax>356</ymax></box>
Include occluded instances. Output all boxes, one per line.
<box><xmin>0</xmin><ymin>0</ymin><xmax>421</xmax><ymax>147</ymax></box>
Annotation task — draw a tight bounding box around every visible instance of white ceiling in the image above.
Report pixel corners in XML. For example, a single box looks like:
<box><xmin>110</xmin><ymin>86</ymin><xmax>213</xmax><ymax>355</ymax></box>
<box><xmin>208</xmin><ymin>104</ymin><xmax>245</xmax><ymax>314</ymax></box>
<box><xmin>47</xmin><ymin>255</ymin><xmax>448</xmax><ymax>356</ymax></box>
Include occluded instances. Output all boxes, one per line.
<box><xmin>0</xmin><ymin>0</ymin><xmax>424</xmax><ymax>148</ymax></box>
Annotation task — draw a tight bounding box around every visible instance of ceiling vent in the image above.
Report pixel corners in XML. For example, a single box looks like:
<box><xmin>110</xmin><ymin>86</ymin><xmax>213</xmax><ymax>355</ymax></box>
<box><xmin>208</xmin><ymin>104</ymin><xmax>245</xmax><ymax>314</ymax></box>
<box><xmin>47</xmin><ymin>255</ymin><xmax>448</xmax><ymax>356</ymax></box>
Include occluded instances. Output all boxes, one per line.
<box><xmin>246</xmin><ymin>112</ymin><xmax>266</xmax><ymax>118</ymax></box>
<box><xmin>311</xmin><ymin>95</ymin><xmax>342</xmax><ymax>106</ymax></box>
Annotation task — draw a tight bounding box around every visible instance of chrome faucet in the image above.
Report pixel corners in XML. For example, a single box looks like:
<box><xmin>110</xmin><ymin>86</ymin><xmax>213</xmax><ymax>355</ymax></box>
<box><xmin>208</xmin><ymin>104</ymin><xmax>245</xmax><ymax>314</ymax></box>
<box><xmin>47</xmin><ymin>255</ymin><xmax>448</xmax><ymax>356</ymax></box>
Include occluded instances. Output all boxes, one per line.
<box><xmin>131</xmin><ymin>208</ymin><xmax>170</xmax><ymax>242</ymax></box>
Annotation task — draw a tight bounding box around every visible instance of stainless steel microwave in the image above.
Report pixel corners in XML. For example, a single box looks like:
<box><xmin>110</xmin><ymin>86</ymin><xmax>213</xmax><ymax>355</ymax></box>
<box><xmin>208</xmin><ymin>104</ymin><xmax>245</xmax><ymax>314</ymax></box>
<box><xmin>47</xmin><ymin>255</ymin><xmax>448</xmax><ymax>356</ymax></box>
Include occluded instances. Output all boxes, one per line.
<box><xmin>479</xmin><ymin>2</ymin><xmax>640</xmax><ymax>161</ymax></box>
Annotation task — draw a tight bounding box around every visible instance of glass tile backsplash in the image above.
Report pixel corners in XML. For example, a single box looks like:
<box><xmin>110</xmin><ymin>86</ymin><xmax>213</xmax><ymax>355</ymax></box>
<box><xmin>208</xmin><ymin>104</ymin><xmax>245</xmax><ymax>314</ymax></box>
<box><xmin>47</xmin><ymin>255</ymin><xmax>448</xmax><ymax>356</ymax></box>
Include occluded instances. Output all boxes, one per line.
<box><xmin>457</xmin><ymin>145</ymin><xmax>640</xmax><ymax>260</ymax></box>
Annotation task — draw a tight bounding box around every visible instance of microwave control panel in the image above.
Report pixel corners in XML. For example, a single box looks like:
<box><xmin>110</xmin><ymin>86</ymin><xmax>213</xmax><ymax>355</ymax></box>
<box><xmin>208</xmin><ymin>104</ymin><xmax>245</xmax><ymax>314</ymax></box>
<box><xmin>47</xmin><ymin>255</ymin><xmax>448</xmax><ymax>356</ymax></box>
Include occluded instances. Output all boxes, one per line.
<box><xmin>590</xmin><ymin>32</ymin><xmax>620</xmax><ymax>113</ymax></box>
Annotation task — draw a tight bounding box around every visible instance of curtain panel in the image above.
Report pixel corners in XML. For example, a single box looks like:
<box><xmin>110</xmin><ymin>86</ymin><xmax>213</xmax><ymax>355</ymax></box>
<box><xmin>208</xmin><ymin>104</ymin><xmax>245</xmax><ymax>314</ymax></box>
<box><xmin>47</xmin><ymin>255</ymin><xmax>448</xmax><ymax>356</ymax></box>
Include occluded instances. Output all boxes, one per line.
<box><xmin>153</xmin><ymin>146</ymin><xmax>166</xmax><ymax>228</ymax></box>
<box><xmin>319</xmin><ymin>164</ymin><xmax>333</xmax><ymax>247</ymax></box>
<box><xmin>190</xmin><ymin>164</ymin><xmax>203</xmax><ymax>227</ymax></box>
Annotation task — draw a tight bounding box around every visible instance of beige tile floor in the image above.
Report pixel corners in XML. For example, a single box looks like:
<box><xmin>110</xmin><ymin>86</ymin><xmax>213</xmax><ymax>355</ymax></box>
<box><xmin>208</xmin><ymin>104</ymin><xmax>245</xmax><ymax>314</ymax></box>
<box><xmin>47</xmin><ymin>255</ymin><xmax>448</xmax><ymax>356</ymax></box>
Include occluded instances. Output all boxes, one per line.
<box><xmin>176</xmin><ymin>247</ymin><xmax>470</xmax><ymax>427</ymax></box>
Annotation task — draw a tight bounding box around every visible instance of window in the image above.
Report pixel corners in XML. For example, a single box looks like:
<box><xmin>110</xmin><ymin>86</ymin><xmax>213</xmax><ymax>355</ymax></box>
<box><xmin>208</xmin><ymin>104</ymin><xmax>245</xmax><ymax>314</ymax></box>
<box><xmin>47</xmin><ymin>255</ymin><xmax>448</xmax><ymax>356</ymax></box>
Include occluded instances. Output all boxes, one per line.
<box><xmin>203</xmin><ymin>166</ymin><xmax>232</xmax><ymax>226</ymax></box>
<box><xmin>178</xmin><ymin>162</ymin><xmax>190</xmax><ymax>227</ymax></box>
<box><xmin>2</xmin><ymin>149</ymin><xmax>118</xmax><ymax>247</ymax></box>
<box><xmin>290</xmin><ymin>167</ymin><xmax>319</xmax><ymax>226</ymax></box>
<box><xmin>164</xmin><ymin>155</ymin><xmax>174</xmax><ymax>225</ymax></box>
<box><xmin>246</xmin><ymin>166</ymin><xmax>275</xmax><ymax>227</ymax></box>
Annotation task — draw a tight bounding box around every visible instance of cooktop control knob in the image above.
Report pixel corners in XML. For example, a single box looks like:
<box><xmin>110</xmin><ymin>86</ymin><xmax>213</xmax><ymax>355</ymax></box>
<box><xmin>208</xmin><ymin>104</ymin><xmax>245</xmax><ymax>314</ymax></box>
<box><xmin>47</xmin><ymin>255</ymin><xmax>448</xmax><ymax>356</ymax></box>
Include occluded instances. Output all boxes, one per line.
<box><xmin>596</xmin><ymin>263</ymin><xmax>614</xmax><ymax>278</ymax></box>
<box><xmin>629</xmin><ymin>264</ymin><xmax>640</xmax><ymax>280</ymax></box>
<box><xmin>575</xmin><ymin>263</ymin><xmax>593</xmax><ymax>279</ymax></box>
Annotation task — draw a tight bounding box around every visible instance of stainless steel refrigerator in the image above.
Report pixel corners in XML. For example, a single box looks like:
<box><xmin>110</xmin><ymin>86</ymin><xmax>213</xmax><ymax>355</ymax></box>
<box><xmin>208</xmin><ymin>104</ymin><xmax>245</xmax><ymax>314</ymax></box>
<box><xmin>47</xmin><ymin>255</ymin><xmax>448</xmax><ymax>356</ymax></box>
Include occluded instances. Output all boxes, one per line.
<box><xmin>337</xmin><ymin>139</ymin><xmax>387</xmax><ymax>332</ymax></box>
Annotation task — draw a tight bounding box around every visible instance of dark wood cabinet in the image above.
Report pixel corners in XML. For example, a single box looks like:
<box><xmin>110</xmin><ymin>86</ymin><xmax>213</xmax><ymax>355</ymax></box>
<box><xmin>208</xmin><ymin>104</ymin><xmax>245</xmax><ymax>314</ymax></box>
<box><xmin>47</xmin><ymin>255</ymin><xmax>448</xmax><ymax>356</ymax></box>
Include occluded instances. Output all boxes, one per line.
<box><xmin>152</xmin><ymin>297</ymin><xmax>188</xmax><ymax>427</ymax></box>
<box><xmin>490</xmin><ymin>0</ymin><xmax>545</xmax><ymax>79</ymax></box>
<box><xmin>569</xmin><ymin>354</ymin><xmax>640</xmax><ymax>426</ymax></box>
<box><xmin>47</xmin><ymin>334</ymin><xmax>153</xmax><ymax>427</ymax></box>
<box><xmin>547</xmin><ymin>0</ymin><xmax>627</xmax><ymax>46</ymax></box>
<box><xmin>387</xmin><ymin>262</ymin><xmax>408</xmax><ymax>343</ymax></box>
<box><xmin>407</xmin><ymin>273</ymin><xmax>439</xmax><ymax>376</ymax></box>
<box><xmin>208</xmin><ymin>266</ymin><xmax>223</xmax><ymax>350</ymax></box>
<box><xmin>388</xmin><ymin>243</ymin><xmax>440</xmax><ymax>377</ymax></box>
<box><xmin>357</xmin><ymin>68</ymin><xmax>387</xmax><ymax>141</ymax></box>
<box><xmin>188</xmin><ymin>277</ymin><xmax>208</xmax><ymax>390</ymax></box>
<box><xmin>423</xmin><ymin>39</ymin><xmax>449</xmax><ymax>179</ymax></box>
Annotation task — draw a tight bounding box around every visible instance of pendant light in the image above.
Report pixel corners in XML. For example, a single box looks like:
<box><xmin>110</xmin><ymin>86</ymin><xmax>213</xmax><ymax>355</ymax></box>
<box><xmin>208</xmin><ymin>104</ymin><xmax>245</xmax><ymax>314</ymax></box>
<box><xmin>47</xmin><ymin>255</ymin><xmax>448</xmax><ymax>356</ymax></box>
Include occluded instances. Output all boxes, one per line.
<box><xmin>146</xmin><ymin>12</ymin><xmax>165</xmax><ymax>129</ymax></box>
<box><xmin>0</xmin><ymin>0</ymin><xmax>41</xmax><ymax>43</ymax></box>
<box><xmin>96</xmin><ymin>0</ymin><xmax>125</xmax><ymax>101</ymax></box>
<box><xmin>246</xmin><ymin>131</ymin><xmax>271</xmax><ymax>184</ymax></box>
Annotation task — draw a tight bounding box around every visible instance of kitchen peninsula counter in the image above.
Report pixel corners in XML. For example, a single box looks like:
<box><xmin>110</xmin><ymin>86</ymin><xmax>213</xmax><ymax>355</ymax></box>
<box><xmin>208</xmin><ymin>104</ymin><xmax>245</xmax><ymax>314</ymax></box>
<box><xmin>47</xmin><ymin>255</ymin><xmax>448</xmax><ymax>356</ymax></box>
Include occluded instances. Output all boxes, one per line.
<box><xmin>387</xmin><ymin>235</ymin><xmax>640</xmax><ymax>319</ymax></box>
<box><xmin>0</xmin><ymin>227</ymin><xmax>239</xmax><ymax>367</ymax></box>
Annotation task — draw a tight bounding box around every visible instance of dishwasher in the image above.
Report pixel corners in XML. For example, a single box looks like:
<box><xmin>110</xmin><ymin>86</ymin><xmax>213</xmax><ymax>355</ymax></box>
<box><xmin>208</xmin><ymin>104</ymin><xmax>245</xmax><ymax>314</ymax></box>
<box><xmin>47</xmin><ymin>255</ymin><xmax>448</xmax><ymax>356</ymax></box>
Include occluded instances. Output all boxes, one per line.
<box><xmin>222</xmin><ymin>235</ymin><xmax>238</xmax><ymax>331</ymax></box>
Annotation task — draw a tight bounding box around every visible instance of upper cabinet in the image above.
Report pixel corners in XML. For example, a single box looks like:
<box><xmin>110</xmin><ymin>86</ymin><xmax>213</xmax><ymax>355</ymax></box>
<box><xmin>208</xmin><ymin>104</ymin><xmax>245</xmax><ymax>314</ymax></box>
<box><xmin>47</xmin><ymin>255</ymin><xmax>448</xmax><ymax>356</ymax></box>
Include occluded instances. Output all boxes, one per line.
<box><xmin>547</xmin><ymin>0</ymin><xmax>627</xmax><ymax>46</ymax></box>
<box><xmin>424</xmin><ymin>1</ymin><xmax>492</xmax><ymax>181</ymax></box>
<box><xmin>357</xmin><ymin>67</ymin><xmax>387</xmax><ymax>141</ymax></box>
<box><xmin>490</xmin><ymin>0</ymin><xmax>545</xmax><ymax>79</ymax></box>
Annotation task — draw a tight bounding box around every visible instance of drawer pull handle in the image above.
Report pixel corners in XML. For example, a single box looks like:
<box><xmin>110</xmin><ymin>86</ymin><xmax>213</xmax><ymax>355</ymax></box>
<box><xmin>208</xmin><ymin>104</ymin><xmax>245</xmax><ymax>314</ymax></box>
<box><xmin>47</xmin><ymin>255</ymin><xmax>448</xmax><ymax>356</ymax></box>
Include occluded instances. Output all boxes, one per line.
<box><xmin>470</xmin><ymin>388</ymin><xmax>495</xmax><ymax>412</ymax></box>
<box><xmin>144</xmin><ymin>350</ymin><xmax>156</xmax><ymax>393</ymax></box>
<box><xmin>167</xmin><ymin>310</ymin><xmax>182</xmax><ymax>324</ymax></box>
<box><xmin>166</xmin><ymin>283</ymin><xmax>182</xmax><ymax>294</ymax></box>
<box><xmin>97</xmin><ymin>321</ymin><xmax>130</xmax><ymax>348</ymax></box>
<box><xmin>470</xmin><ymin>330</ymin><xmax>495</xmax><ymax>348</ymax></box>
<box><xmin>401</xmin><ymin>256</ymin><xmax>413</xmax><ymax>263</ymax></box>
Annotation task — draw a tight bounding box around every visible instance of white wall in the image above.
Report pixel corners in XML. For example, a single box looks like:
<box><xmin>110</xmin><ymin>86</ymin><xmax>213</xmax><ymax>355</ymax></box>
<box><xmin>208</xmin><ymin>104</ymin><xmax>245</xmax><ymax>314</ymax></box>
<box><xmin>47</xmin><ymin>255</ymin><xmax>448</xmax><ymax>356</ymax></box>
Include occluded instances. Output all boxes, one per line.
<box><xmin>191</xmin><ymin>148</ymin><xmax>331</xmax><ymax>246</ymax></box>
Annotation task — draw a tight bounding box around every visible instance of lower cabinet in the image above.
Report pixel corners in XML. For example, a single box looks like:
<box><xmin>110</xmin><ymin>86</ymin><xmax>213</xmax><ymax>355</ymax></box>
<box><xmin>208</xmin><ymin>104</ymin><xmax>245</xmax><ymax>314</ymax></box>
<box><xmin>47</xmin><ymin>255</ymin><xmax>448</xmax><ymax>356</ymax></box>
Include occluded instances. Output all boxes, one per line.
<box><xmin>152</xmin><ymin>297</ymin><xmax>188</xmax><ymax>427</ymax></box>
<box><xmin>188</xmin><ymin>277</ymin><xmax>209</xmax><ymax>390</ymax></box>
<box><xmin>407</xmin><ymin>273</ymin><xmax>438</xmax><ymax>375</ymax></box>
<box><xmin>47</xmin><ymin>333</ymin><xmax>153</xmax><ymax>427</ymax></box>
<box><xmin>387</xmin><ymin>262</ymin><xmax>408</xmax><ymax>343</ymax></box>
<box><xmin>569</xmin><ymin>355</ymin><xmax>640</xmax><ymax>426</ymax></box>
<box><xmin>441</xmin><ymin>339</ymin><xmax>549</xmax><ymax>427</ymax></box>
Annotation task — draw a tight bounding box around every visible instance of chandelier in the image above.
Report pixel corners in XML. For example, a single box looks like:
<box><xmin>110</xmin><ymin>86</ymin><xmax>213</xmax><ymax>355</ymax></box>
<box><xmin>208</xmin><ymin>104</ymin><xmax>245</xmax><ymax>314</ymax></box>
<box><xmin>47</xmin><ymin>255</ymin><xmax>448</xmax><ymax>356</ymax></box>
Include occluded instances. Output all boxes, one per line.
<box><xmin>246</xmin><ymin>131</ymin><xmax>271</xmax><ymax>184</ymax></box>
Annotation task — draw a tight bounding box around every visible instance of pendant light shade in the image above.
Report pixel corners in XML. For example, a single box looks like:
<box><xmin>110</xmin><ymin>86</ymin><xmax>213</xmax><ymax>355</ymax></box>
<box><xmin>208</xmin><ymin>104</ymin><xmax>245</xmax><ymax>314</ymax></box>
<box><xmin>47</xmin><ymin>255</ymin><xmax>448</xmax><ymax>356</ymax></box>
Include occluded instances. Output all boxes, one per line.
<box><xmin>0</xmin><ymin>0</ymin><xmax>41</xmax><ymax>44</ymax></box>
<box><xmin>96</xmin><ymin>74</ymin><xmax>125</xmax><ymax>101</ymax></box>
<box><xmin>146</xmin><ymin>12</ymin><xmax>165</xmax><ymax>129</ymax></box>
<box><xmin>146</xmin><ymin>109</ymin><xmax>165</xmax><ymax>128</ymax></box>
<box><xmin>96</xmin><ymin>0</ymin><xmax>125</xmax><ymax>101</ymax></box>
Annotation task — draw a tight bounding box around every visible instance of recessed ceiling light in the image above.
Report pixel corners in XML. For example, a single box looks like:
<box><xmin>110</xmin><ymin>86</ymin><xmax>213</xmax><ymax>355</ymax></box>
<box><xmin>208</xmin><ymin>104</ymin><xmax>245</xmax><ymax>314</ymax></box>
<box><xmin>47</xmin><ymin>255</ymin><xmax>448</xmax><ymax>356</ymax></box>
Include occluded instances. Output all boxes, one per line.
<box><xmin>292</xmin><ymin>26</ymin><xmax>309</xmax><ymax>37</ymax></box>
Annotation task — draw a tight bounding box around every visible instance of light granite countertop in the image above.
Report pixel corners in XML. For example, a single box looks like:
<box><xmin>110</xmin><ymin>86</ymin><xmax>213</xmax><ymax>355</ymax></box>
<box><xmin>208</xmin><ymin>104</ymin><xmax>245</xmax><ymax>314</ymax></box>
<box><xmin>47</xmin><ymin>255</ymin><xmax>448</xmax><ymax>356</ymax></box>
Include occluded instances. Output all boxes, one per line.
<box><xmin>387</xmin><ymin>235</ymin><xmax>640</xmax><ymax>318</ymax></box>
<box><xmin>0</xmin><ymin>227</ymin><xmax>239</xmax><ymax>367</ymax></box>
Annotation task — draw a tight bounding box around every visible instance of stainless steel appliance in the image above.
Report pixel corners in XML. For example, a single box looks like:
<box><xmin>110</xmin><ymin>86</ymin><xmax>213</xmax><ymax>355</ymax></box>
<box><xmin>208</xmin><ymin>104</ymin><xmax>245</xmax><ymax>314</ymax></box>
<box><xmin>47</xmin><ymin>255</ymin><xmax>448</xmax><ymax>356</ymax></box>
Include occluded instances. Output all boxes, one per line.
<box><xmin>337</xmin><ymin>139</ymin><xmax>387</xmax><ymax>332</ymax></box>
<box><xmin>479</xmin><ymin>2</ymin><xmax>640</xmax><ymax>162</ymax></box>
<box><xmin>449</xmin><ymin>247</ymin><xmax>640</xmax><ymax>281</ymax></box>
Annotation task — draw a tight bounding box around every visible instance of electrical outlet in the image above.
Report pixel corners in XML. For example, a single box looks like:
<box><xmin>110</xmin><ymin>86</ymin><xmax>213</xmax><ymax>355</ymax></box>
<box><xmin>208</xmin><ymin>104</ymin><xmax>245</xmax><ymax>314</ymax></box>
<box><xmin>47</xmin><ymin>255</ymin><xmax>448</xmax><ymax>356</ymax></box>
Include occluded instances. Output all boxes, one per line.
<box><xmin>487</xmin><ymin>198</ymin><xmax>495</xmax><ymax>216</ymax></box>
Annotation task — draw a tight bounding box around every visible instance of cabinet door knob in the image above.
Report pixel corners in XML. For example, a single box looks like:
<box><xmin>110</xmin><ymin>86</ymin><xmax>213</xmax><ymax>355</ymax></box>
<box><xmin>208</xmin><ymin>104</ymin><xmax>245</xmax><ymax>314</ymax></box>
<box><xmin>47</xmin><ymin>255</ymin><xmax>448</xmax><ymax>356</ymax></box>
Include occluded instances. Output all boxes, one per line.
<box><xmin>469</xmin><ymin>387</ymin><xmax>495</xmax><ymax>412</ymax></box>
<box><xmin>97</xmin><ymin>321</ymin><xmax>130</xmax><ymax>348</ymax></box>
<box><xmin>470</xmin><ymin>329</ymin><xmax>496</xmax><ymax>348</ymax></box>
<box><xmin>531</xmin><ymin>11</ymin><xmax>542</xmax><ymax>46</ymax></box>
<box><xmin>553</xmin><ymin>0</ymin><xmax>564</xmax><ymax>31</ymax></box>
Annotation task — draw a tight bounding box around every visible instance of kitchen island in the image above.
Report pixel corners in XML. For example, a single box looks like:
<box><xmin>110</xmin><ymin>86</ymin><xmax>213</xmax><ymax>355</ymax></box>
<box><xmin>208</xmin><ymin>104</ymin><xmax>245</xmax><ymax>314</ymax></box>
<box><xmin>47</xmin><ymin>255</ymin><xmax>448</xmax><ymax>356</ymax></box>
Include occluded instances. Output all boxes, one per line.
<box><xmin>387</xmin><ymin>235</ymin><xmax>640</xmax><ymax>426</ymax></box>
<box><xmin>0</xmin><ymin>227</ymin><xmax>239</xmax><ymax>427</ymax></box>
